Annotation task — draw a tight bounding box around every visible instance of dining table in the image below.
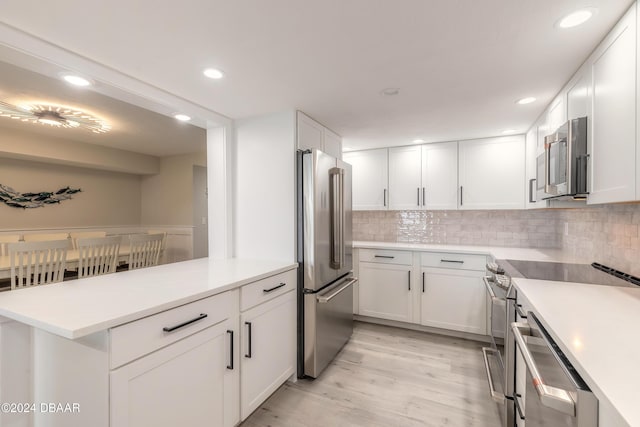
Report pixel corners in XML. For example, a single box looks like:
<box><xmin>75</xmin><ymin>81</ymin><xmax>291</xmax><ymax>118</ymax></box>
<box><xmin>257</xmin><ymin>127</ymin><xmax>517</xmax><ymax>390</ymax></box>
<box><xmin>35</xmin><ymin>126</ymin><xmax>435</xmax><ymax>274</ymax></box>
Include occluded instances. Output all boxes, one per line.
<box><xmin>0</xmin><ymin>245</ymin><xmax>132</xmax><ymax>281</ymax></box>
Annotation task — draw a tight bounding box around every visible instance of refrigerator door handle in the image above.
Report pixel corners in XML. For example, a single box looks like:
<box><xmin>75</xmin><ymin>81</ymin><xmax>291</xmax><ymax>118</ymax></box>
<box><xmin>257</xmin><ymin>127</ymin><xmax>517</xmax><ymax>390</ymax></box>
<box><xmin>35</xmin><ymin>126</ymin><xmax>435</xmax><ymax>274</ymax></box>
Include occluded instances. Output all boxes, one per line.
<box><xmin>329</xmin><ymin>167</ymin><xmax>345</xmax><ymax>270</ymax></box>
<box><xmin>317</xmin><ymin>277</ymin><xmax>358</xmax><ymax>303</ymax></box>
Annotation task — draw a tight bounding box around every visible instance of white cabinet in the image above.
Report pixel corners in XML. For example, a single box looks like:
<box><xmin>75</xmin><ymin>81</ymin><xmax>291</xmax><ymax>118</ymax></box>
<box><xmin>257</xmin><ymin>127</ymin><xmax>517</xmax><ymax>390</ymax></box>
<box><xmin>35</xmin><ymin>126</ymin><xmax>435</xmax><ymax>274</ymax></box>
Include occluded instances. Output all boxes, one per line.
<box><xmin>419</xmin><ymin>268</ymin><xmax>487</xmax><ymax>335</ymax></box>
<box><xmin>358</xmin><ymin>249</ymin><xmax>413</xmax><ymax>323</ymax></box>
<box><xmin>110</xmin><ymin>319</ymin><xmax>236</xmax><ymax>427</ymax></box>
<box><xmin>297</xmin><ymin>111</ymin><xmax>342</xmax><ymax>158</ymax></box>
<box><xmin>422</xmin><ymin>142</ymin><xmax>459</xmax><ymax>210</ymax></box>
<box><xmin>239</xmin><ymin>270</ymin><xmax>296</xmax><ymax>420</ymax></box>
<box><xmin>524</xmin><ymin>127</ymin><xmax>539</xmax><ymax>209</ymax></box>
<box><xmin>459</xmin><ymin>136</ymin><xmax>525</xmax><ymax>210</ymax></box>
<box><xmin>588</xmin><ymin>4</ymin><xmax>637</xmax><ymax>204</ymax></box>
<box><xmin>546</xmin><ymin>94</ymin><xmax>567</xmax><ymax>134</ymax></box>
<box><xmin>388</xmin><ymin>145</ymin><xmax>423</xmax><ymax>209</ymax></box>
<box><xmin>343</xmin><ymin>149</ymin><xmax>388</xmax><ymax>210</ymax></box>
<box><xmin>566</xmin><ymin>65</ymin><xmax>592</xmax><ymax>121</ymax></box>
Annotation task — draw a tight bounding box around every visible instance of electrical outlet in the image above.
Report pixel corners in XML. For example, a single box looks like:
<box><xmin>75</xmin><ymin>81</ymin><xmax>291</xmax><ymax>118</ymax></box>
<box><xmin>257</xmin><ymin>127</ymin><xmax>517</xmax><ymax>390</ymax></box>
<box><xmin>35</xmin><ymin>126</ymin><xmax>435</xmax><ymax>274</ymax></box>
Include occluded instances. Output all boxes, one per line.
<box><xmin>564</xmin><ymin>222</ymin><xmax>569</xmax><ymax>236</ymax></box>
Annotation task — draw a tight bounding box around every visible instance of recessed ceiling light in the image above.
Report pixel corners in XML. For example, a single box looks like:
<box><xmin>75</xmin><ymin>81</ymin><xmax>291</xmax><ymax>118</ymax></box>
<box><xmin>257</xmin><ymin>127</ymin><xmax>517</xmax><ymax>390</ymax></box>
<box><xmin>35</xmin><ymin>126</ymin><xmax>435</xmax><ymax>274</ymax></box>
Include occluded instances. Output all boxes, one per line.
<box><xmin>203</xmin><ymin>68</ymin><xmax>225</xmax><ymax>79</ymax></box>
<box><xmin>380</xmin><ymin>88</ymin><xmax>400</xmax><ymax>96</ymax></box>
<box><xmin>516</xmin><ymin>97</ymin><xmax>536</xmax><ymax>105</ymax></box>
<box><xmin>502</xmin><ymin>129</ymin><xmax>517</xmax><ymax>135</ymax></box>
<box><xmin>174</xmin><ymin>114</ymin><xmax>191</xmax><ymax>122</ymax></box>
<box><xmin>412</xmin><ymin>139</ymin><xmax>426</xmax><ymax>144</ymax></box>
<box><xmin>62</xmin><ymin>74</ymin><xmax>92</xmax><ymax>87</ymax></box>
<box><xmin>557</xmin><ymin>8</ymin><xmax>596</xmax><ymax>29</ymax></box>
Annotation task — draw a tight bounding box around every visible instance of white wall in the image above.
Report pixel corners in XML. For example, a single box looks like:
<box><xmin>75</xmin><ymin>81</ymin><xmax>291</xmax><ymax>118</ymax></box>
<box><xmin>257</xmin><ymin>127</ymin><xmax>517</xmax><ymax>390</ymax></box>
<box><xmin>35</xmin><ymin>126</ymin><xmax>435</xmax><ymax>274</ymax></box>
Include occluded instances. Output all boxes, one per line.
<box><xmin>234</xmin><ymin>111</ymin><xmax>296</xmax><ymax>262</ymax></box>
<box><xmin>0</xmin><ymin>157</ymin><xmax>141</xmax><ymax>228</ymax></box>
<box><xmin>140</xmin><ymin>152</ymin><xmax>206</xmax><ymax>226</ymax></box>
<box><xmin>0</xmin><ymin>126</ymin><xmax>159</xmax><ymax>175</ymax></box>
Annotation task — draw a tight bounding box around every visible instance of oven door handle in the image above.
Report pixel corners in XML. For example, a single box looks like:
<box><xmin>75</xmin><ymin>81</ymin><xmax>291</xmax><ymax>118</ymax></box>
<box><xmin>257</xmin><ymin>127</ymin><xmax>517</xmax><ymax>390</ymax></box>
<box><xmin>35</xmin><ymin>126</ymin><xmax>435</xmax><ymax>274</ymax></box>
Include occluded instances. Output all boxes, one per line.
<box><xmin>481</xmin><ymin>347</ymin><xmax>506</xmax><ymax>404</ymax></box>
<box><xmin>511</xmin><ymin>322</ymin><xmax>576</xmax><ymax>416</ymax></box>
<box><xmin>483</xmin><ymin>276</ymin><xmax>506</xmax><ymax>306</ymax></box>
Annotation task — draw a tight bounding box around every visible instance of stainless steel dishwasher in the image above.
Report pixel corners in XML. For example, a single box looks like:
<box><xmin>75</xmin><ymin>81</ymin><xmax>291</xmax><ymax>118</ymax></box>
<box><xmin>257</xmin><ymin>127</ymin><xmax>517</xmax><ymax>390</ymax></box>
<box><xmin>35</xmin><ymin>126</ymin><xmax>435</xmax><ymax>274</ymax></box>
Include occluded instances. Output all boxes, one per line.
<box><xmin>512</xmin><ymin>313</ymin><xmax>598</xmax><ymax>427</ymax></box>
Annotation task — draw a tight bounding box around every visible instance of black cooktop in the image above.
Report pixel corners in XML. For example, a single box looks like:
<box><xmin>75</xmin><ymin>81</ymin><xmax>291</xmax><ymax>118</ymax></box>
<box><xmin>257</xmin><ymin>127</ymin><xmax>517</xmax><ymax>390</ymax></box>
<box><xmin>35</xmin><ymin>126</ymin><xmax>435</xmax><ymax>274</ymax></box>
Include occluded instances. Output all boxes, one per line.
<box><xmin>498</xmin><ymin>259</ymin><xmax>639</xmax><ymax>287</ymax></box>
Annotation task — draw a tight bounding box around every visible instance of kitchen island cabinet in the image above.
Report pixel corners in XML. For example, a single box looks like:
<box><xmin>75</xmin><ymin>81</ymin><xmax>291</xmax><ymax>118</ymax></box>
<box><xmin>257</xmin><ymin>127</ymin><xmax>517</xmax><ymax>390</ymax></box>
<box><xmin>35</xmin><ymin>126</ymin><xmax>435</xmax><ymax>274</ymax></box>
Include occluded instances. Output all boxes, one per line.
<box><xmin>0</xmin><ymin>258</ymin><xmax>297</xmax><ymax>427</ymax></box>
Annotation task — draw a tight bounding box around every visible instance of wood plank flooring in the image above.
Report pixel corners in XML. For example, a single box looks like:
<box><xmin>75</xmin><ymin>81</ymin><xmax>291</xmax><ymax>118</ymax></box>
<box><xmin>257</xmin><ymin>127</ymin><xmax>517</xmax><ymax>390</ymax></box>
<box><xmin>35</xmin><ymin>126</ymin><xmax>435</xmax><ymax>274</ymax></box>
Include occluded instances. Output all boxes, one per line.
<box><xmin>241</xmin><ymin>321</ymin><xmax>501</xmax><ymax>427</ymax></box>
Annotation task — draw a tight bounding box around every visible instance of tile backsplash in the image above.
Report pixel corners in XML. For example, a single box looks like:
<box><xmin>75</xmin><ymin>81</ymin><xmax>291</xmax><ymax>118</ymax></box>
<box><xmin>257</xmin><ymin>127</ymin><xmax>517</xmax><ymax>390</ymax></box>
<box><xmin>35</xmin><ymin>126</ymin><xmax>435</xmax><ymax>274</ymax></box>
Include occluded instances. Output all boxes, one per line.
<box><xmin>353</xmin><ymin>209</ymin><xmax>559</xmax><ymax>248</ymax></box>
<box><xmin>354</xmin><ymin>203</ymin><xmax>640</xmax><ymax>276</ymax></box>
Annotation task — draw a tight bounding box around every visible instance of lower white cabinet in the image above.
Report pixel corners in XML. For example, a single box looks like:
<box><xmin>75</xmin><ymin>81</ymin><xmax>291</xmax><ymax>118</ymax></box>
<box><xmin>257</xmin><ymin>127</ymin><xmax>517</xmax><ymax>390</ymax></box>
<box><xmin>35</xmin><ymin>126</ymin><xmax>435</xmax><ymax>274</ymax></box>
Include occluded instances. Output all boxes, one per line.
<box><xmin>110</xmin><ymin>319</ymin><xmax>236</xmax><ymax>427</ymax></box>
<box><xmin>356</xmin><ymin>248</ymin><xmax>487</xmax><ymax>335</ymax></box>
<box><xmin>240</xmin><ymin>290</ymin><xmax>296</xmax><ymax>420</ymax></box>
<box><xmin>358</xmin><ymin>253</ymin><xmax>413</xmax><ymax>323</ymax></box>
<box><xmin>419</xmin><ymin>268</ymin><xmax>487</xmax><ymax>334</ymax></box>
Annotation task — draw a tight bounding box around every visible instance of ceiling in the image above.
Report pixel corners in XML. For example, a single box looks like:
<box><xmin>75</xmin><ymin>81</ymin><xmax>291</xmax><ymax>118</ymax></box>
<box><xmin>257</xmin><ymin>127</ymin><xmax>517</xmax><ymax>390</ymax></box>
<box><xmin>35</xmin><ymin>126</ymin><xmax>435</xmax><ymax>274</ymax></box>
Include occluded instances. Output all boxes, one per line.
<box><xmin>0</xmin><ymin>0</ymin><xmax>634</xmax><ymax>151</ymax></box>
<box><xmin>0</xmin><ymin>60</ymin><xmax>205</xmax><ymax>157</ymax></box>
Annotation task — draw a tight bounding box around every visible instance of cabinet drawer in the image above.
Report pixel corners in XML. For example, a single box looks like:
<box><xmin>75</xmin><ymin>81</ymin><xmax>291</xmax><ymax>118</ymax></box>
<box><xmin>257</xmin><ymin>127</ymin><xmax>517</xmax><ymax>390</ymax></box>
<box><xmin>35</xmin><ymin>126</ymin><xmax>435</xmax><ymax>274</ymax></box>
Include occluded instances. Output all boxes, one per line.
<box><xmin>421</xmin><ymin>252</ymin><xmax>486</xmax><ymax>271</ymax></box>
<box><xmin>359</xmin><ymin>248</ymin><xmax>412</xmax><ymax>265</ymax></box>
<box><xmin>110</xmin><ymin>290</ymin><xmax>236</xmax><ymax>369</ymax></box>
<box><xmin>240</xmin><ymin>269</ymin><xmax>296</xmax><ymax>312</ymax></box>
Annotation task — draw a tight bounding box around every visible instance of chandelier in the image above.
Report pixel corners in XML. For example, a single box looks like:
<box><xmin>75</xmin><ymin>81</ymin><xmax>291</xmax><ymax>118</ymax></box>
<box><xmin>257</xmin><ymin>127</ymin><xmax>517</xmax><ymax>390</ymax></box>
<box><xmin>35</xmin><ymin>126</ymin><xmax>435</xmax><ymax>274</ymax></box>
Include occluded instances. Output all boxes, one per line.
<box><xmin>0</xmin><ymin>101</ymin><xmax>111</xmax><ymax>134</ymax></box>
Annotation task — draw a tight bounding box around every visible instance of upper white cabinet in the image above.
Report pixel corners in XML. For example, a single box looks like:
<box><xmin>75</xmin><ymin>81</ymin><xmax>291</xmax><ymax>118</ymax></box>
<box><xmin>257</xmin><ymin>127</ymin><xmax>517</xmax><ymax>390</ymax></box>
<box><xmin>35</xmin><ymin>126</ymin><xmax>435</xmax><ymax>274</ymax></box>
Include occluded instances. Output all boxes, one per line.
<box><xmin>343</xmin><ymin>149</ymin><xmax>388</xmax><ymax>210</ymax></box>
<box><xmin>422</xmin><ymin>142</ymin><xmax>459</xmax><ymax>210</ymax></box>
<box><xmin>588</xmin><ymin>4</ymin><xmax>637</xmax><ymax>204</ymax></box>
<box><xmin>297</xmin><ymin>111</ymin><xmax>342</xmax><ymax>158</ymax></box>
<box><xmin>524</xmin><ymin>127</ymin><xmax>539</xmax><ymax>209</ymax></box>
<box><xmin>546</xmin><ymin>95</ymin><xmax>567</xmax><ymax>135</ymax></box>
<box><xmin>388</xmin><ymin>145</ymin><xmax>423</xmax><ymax>209</ymax></box>
<box><xmin>459</xmin><ymin>136</ymin><xmax>525</xmax><ymax>210</ymax></box>
<box><xmin>566</xmin><ymin>64</ymin><xmax>592</xmax><ymax>121</ymax></box>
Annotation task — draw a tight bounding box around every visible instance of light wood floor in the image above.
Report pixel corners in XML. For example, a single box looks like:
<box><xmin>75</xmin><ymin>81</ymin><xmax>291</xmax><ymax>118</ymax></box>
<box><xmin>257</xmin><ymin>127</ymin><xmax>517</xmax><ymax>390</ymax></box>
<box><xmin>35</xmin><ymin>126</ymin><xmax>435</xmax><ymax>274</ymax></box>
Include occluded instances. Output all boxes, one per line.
<box><xmin>241</xmin><ymin>321</ymin><xmax>501</xmax><ymax>427</ymax></box>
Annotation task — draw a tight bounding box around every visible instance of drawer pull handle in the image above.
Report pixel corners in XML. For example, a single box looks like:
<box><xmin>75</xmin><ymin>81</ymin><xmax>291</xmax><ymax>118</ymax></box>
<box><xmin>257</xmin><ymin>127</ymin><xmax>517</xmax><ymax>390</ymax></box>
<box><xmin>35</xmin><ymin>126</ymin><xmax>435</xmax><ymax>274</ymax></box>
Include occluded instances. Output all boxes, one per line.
<box><xmin>162</xmin><ymin>313</ymin><xmax>208</xmax><ymax>333</ymax></box>
<box><xmin>408</xmin><ymin>270</ymin><xmax>411</xmax><ymax>291</ymax></box>
<box><xmin>440</xmin><ymin>259</ymin><xmax>464</xmax><ymax>264</ymax></box>
<box><xmin>226</xmin><ymin>330</ymin><xmax>234</xmax><ymax>370</ymax></box>
<box><xmin>422</xmin><ymin>271</ymin><xmax>425</xmax><ymax>293</ymax></box>
<box><xmin>263</xmin><ymin>283</ymin><xmax>286</xmax><ymax>293</ymax></box>
<box><xmin>374</xmin><ymin>255</ymin><xmax>395</xmax><ymax>259</ymax></box>
<box><xmin>245</xmin><ymin>322</ymin><xmax>252</xmax><ymax>358</ymax></box>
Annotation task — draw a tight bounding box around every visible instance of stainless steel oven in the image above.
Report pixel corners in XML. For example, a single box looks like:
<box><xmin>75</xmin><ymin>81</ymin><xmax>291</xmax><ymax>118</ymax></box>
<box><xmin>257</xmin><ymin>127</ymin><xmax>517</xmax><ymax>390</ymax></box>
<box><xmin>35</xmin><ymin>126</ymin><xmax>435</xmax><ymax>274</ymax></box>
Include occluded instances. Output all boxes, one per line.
<box><xmin>482</xmin><ymin>263</ymin><xmax>524</xmax><ymax>427</ymax></box>
<box><xmin>512</xmin><ymin>313</ymin><xmax>597</xmax><ymax>427</ymax></box>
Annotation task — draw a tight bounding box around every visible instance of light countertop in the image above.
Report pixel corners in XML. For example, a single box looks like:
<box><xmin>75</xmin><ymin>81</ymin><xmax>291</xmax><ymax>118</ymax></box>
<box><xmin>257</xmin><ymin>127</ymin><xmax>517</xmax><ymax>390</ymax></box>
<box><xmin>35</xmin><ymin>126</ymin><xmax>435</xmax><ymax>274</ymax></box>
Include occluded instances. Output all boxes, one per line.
<box><xmin>0</xmin><ymin>258</ymin><xmax>297</xmax><ymax>339</ymax></box>
<box><xmin>513</xmin><ymin>279</ymin><xmax>640</xmax><ymax>427</ymax></box>
<box><xmin>353</xmin><ymin>240</ymin><xmax>585</xmax><ymax>263</ymax></box>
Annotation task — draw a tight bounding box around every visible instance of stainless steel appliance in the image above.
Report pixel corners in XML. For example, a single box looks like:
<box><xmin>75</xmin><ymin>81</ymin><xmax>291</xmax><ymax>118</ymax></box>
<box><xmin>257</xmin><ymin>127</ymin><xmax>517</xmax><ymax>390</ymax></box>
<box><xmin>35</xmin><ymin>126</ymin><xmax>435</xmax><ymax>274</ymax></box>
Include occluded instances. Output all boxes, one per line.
<box><xmin>537</xmin><ymin>117</ymin><xmax>588</xmax><ymax>200</ymax></box>
<box><xmin>296</xmin><ymin>149</ymin><xmax>357</xmax><ymax>379</ymax></box>
<box><xmin>482</xmin><ymin>263</ymin><xmax>525</xmax><ymax>427</ymax></box>
<box><xmin>512</xmin><ymin>313</ymin><xmax>598</xmax><ymax>427</ymax></box>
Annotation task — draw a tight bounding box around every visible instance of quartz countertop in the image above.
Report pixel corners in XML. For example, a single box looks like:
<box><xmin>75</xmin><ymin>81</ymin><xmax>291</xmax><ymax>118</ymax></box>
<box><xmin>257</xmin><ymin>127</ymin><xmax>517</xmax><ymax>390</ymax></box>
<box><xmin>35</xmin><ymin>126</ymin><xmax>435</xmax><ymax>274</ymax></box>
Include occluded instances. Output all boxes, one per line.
<box><xmin>0</xmin><ymin>258</ymin><xmax>297</xmax><ymax>339</ymax></box>
<box><xmin>353</xmin><ymin>240</ymin><xmax>585</xmax><ymax>263</ymax></box>
<box><xmin>513</xmin><ymin>278</ymin><xmax>640</xmax><ymax>427</ymax></box>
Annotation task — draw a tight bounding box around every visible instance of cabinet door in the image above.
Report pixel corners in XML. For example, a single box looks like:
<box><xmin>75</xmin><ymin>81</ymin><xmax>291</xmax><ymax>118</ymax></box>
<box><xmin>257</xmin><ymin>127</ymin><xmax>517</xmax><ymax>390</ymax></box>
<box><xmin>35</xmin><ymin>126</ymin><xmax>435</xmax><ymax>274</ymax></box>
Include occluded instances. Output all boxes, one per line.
<box><xmin>297</xmin><ymin>111</ymin><xmax>324</xmax><ymax>151</ymax></box>
<box><xmin>422</xmin><ymin>142</ymin><xmax>458</xmax><ymax>210</ymax></box>
<box><xmin>240</xmin><ymin>291</ymin><xmax>296</xmax><ymax>420</ymax></box>
<box><xmin>358</xmin><ymin>262</ymin><xmax>413</xmax><ymax>323</ymax></box>
<box><xmin>420</xmin><ymin>268</ymin><xmax>486</xmax><ymax>334</ymax></box>
<box><xmin>323</xmin><ymin>128</ymin><xmax>342</xmax><ymax>159</ymax></box>
<box><xmin>459</xmin><ymin>136</ymin><xmax>525</xmax><ymax>210</ymax></box>
<box><xmin>525</xmin><ymin>127</ymin><xmax>538</xmax><ymax>209</ymax></box>
<box><xmin>567</xmin><ymin>66</ymin><xmax>591</xmax><ymax>121</ymax></box>
<box><xmin>342</xmin><ymin>149</ymin><xmax>388</xmax><ymax>210</ymax></box>
<box><xmin>110</xmin><ymin>319</ymin><xmax>237</xmax><ymax>427</ymax></box>
<box><xmin>388</xmin><ymin>145</ymin><xmax>423</xmax><ymax>209</ymax></box>
<box><xmin>589</xmin><ymin>5</ymin><xmax>637</xmax><ymax>204</ymax></box>
<box><xmin>546</xmin><ymin>94</ymin><xmax>566</xmax><ymax>134</ymax></box>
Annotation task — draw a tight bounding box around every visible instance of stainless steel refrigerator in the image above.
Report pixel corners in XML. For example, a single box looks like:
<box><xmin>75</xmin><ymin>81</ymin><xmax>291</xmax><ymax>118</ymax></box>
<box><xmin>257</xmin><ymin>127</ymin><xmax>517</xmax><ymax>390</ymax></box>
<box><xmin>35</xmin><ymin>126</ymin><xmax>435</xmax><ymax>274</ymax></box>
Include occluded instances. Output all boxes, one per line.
<box><xmin>297</xmin><ymin>148</ymin><xmax>356</xmax><ymax>379</ymax></box>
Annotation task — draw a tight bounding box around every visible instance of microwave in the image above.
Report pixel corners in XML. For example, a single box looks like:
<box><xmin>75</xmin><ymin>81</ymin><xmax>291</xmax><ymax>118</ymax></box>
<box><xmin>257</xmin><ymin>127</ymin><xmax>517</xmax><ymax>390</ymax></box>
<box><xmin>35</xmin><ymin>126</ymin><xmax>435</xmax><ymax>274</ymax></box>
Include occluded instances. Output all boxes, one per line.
<box><xmin>536</xmin><ymin>117</ymin><xmax>588</xmax><ymax>201</ymax></box>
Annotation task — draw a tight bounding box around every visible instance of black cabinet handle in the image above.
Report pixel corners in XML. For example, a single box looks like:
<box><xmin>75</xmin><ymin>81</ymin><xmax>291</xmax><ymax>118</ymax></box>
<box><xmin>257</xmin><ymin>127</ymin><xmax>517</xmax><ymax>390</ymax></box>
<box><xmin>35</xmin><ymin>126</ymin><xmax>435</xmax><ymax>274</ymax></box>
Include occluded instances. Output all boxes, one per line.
<box><xmin>460</xmin><ymin>186</ymin><xmax>463</xmax><ymax>206</ymax></box>
<box><xmin>422</xmin><ymin>187</ymin><xmax>426</xmax><ymax>206</ymax></box>
<box><xmin>417</xmin><ymin>187</ymin><xmax>420</xmax><ymax>206</ymax></box>
<box><xmin>226</xmin><ymin>330</ymin><xmax>234</xmax><ymax>370</ymax></box>
<box><xmin>408</xmin><ymin>270</ymin><xmax>411</xmax><ymax>291</ymax></box>
<box><xmin>374</xmin><ymin>255</ymin><xmax>395</xmax><ymax>259</ymax></box>
<box><xmin>263</xmin><ymin>283</ymin><xmax>286</xmax><ymax>293</ymax></box>
<box><xmin>383</xmin><ymin>189</ymin><xmax>387</xmax><ymax>207</ymax></box>
<box><xmin>422</xmin><ymin>271</ymin><xmax>425</xmax><ymax>293</ymax></box>
<box><xmin>162</xmin><ymin>313</ymin><xmax>208</xmax><ymax>333</ymax></box>
<box><xmin>245</xmin><ymin>321</ymin><xmax>252</xmax><ymax>358</ymax></box>
<box><xmin>440</xmin><ymin>259</ymin><xmax>464</xmax><ymax>264</ymax></box>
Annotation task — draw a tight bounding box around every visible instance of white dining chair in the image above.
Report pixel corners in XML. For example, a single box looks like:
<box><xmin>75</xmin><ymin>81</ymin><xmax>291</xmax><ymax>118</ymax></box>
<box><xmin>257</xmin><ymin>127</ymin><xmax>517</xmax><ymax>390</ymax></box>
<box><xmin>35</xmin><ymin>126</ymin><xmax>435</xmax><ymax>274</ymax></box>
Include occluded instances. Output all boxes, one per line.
<box><xmin>70</xmin><ymin>231</ymin><xmax>107</xmax><ymax>249</ymax></box>
<box><xmin>0</xmin><ymin>235</ymin><xmax>21</xmax><ymax>256</ymax></box>
<box><xmin>77</xmin><ymin>236</ymin><xmax>121</xmax><ymax>278</ymax></box>
<box><xmin>146</xmin><ymin>230</ymin><xmax>167</xmax><ymax>250</ymax></box>
<box><xmin>8</xmin><ymin>240</ymin><xmax>68</xmax><ymax>290</ymax></box>
<box><xmin>128</xmin><ymin>233</ymin><xmax>164</xmax><ymax>270</ymax></box>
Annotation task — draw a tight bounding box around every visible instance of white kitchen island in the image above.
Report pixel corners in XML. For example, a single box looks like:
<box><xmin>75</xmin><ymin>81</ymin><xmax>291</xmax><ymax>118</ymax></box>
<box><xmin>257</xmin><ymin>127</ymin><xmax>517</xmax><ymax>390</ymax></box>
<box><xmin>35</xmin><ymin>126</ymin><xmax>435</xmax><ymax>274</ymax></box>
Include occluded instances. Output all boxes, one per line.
<box><xmin>0</xmin><ymin>257</ymin><xmax>297</xmax><ymax>427</ymax></box>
